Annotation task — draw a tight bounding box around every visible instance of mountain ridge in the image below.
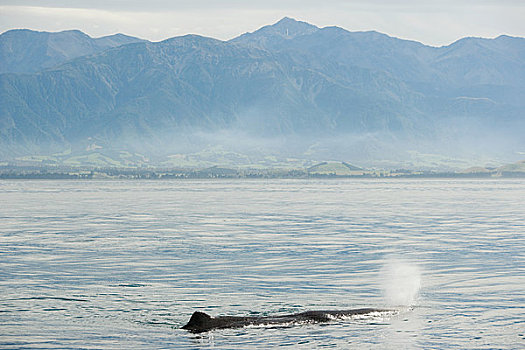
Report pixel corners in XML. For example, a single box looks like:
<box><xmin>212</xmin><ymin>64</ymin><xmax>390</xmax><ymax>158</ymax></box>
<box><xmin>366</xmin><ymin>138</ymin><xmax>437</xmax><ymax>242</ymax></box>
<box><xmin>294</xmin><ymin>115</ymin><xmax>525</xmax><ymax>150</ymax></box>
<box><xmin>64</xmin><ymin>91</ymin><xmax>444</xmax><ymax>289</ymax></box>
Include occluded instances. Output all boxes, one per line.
<box><xmin>1</xmin><ymin>18</ymin><xmax>524</xmax><ymax>167</ymax></box>
<box><xmin>0</xmin><ymin>28</ymin><xmax>145</xmax><ymax>74</ymax></box>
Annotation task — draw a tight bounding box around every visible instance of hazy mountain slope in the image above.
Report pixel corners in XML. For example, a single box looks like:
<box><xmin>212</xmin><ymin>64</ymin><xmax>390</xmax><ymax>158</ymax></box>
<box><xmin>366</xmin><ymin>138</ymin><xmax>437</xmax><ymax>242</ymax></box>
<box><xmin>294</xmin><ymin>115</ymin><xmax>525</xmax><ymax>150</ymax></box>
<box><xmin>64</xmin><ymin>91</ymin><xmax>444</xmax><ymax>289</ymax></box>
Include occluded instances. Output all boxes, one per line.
<box><xmin>0</xmin><ymin>29</ymin><xmax>145</xmax><ymax>74</ymax></box>
<box><xmin>1</xmin><ymin>18</ymin><xmax>523</xmax><ymax>165</ymax></box>
<box><xmin>233</xmin><ymin>19</ymin><xmax>525</xmax><ymax>147</ymax></box>
<box><xmin>232</xmin><ymin>19</ymin><xmax>525</xmax><ymax>104</ymax></box>
<box><xmin>232</xmin><ymin>18</ymin><xmax>437</xmax><ymax>84</ymax></box>
<box><xmin>1</xmin><ymin>32</ymin><xmax>423</xmax><ymax>151</ymax></box>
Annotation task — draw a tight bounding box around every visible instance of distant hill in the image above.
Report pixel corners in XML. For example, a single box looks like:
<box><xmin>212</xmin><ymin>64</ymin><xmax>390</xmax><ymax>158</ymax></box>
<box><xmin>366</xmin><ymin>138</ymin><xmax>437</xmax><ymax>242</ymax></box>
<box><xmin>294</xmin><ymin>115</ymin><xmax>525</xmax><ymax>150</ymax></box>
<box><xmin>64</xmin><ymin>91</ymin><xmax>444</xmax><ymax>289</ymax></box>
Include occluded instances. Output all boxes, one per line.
<box><xmin>307</xmin><ymin>162</ymin><xmax>365</xmax><ymax>176</ymax></box>
<box><xmin>498</xmin><ymin>160</ymin><xmax>525</xmax><ymax>174</ymax></box>
<box><xmin>459</xmin><ymin>160</ymin><xmax>525</xmax><ymax>177</ymax></box>
<box><xmin>1</xmin><ymin>18</ymin><xmax>524</xmax><ymax>167</ymax></box>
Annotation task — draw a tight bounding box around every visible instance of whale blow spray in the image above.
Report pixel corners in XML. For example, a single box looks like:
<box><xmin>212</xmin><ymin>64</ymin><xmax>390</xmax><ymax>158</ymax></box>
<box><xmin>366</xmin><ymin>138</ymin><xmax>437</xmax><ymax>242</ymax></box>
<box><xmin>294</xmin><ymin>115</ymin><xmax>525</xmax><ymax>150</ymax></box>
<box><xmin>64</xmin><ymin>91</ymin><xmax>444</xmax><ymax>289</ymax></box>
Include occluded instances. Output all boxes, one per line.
<box><xmin>380</xmin><ymin>257</ymin><xmax>421</xmax><ymax>306</ymax></box>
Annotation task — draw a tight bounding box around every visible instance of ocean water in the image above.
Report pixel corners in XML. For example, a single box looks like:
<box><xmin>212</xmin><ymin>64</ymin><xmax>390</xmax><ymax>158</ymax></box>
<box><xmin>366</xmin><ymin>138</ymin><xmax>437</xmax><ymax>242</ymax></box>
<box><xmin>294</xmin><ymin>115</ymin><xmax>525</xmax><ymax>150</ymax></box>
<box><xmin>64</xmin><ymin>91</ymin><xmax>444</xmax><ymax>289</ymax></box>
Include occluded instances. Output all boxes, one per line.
<box><xmin>0</xmin><ymin>179</ymin><xmax>524</xmax><ymax>349</ymax></box>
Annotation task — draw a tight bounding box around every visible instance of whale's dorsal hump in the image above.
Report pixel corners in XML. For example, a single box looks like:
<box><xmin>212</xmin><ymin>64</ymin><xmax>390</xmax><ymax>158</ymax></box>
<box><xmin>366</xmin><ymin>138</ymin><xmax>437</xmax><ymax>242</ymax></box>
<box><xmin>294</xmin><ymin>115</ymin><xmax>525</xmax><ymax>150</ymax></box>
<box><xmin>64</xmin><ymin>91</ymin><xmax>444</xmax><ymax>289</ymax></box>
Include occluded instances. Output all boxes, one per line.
<box><xmin>182</xmin><ymin>311</ymin><xmax>212</xmax><ymax>330</ymax></box>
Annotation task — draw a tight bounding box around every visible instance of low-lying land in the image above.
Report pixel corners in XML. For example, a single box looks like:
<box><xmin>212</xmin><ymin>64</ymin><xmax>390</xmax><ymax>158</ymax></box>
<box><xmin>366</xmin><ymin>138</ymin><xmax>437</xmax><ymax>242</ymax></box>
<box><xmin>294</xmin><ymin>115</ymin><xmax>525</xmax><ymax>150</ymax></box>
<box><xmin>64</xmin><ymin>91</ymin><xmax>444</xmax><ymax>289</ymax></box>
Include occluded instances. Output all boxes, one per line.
<box><xmin>1</xmin><ymin>160</ymin><xmax>524</xmax><ymax>179</ymax></box>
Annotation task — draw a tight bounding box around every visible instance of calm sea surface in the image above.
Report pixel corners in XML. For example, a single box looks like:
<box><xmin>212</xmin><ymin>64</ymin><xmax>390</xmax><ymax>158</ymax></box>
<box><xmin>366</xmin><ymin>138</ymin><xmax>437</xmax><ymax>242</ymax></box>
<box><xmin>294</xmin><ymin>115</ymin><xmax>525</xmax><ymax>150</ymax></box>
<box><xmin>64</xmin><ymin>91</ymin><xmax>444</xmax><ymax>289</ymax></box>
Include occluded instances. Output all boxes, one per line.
<box><xmin>0</xmin><ymin>179</ymin><xmax>524</xmax><ymax>349</ymax></box>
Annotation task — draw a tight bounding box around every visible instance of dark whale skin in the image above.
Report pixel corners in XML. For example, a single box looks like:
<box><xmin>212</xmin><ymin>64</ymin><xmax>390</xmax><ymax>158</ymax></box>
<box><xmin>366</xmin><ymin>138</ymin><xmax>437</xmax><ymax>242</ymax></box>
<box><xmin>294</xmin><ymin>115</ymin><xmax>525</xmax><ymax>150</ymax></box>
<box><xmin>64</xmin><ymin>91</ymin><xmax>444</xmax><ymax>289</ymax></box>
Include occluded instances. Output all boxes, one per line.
<box><xmin>182</xmin><ymin>308</ymin><xmax>391</xmax><ymax>332</ymax></box>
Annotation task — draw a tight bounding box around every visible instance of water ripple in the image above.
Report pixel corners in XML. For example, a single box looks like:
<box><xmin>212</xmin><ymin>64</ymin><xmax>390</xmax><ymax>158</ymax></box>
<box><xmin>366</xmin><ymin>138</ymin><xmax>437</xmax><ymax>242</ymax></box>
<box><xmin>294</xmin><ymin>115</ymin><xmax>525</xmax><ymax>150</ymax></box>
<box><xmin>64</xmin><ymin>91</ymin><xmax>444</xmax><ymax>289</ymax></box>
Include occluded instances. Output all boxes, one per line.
<box><xmin>1</xmin><ymin>179</ymin><xmax>524</xmax><ymax>349</ymax></box>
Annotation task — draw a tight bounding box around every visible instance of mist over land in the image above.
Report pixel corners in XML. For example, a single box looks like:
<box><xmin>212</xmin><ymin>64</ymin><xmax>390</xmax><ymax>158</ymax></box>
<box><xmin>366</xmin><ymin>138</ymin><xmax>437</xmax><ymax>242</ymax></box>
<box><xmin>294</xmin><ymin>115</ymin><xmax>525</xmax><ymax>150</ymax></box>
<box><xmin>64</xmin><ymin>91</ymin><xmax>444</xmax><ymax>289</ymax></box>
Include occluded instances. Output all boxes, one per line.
<box><xmin>1</xmin><ymin>17</ymin><xmax>524</xmax><ymax>170</ymax></box>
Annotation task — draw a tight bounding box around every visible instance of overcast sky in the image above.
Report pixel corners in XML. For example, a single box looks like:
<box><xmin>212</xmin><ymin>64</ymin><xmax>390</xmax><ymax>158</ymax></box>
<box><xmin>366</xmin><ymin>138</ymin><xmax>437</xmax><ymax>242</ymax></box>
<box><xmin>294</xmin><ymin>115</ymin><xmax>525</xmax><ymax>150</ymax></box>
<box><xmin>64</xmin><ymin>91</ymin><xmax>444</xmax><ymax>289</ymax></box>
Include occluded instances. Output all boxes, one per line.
<box><xmin>0</xmin><ymin>0</ymin><xmax>523</xmax><ymax>46</ymax></box>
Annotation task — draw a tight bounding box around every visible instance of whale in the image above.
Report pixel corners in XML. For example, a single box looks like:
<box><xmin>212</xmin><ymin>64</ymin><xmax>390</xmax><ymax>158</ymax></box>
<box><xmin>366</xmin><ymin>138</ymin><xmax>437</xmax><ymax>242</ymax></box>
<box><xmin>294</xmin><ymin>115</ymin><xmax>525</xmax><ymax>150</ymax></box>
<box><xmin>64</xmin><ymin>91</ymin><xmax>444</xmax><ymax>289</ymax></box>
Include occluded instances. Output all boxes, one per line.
<box><xmin>182</xmin><ymin>308</ymin><xmax>393</xmax><ymax>332</ymax></box>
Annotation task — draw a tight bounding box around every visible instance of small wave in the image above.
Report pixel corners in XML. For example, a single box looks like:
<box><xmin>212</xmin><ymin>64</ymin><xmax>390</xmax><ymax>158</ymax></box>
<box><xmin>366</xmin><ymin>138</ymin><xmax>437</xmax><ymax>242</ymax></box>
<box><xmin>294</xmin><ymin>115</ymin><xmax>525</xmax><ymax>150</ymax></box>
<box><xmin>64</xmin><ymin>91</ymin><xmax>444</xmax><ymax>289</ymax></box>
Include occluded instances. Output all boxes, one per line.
<box><xmin>115</xmin><ymin>283</ymin><xmax>147</xmax><ymax>288</ymax></box>
<box><xmin>8</xmin><ymin>296</ymin><xmax>89</xmax><ymax>302</ymax></box>
<box><xmin>328</xmin><ymin>309</ymin><xmax>400</xmax><ymax>322</ymax></box>
<box><xmin>236</xmin><ymin>312</ymin><xmax>400</xmax><ymax>331</ymax></box>
<box><xmin>135</xmin><ymin>320</ymin><xmax>176</xmax><ymax>327</ymax></box>
<box><xmin>243</xmin><ymin>320</ymin><xmax>318</xmax><ymax>330</ymax></box>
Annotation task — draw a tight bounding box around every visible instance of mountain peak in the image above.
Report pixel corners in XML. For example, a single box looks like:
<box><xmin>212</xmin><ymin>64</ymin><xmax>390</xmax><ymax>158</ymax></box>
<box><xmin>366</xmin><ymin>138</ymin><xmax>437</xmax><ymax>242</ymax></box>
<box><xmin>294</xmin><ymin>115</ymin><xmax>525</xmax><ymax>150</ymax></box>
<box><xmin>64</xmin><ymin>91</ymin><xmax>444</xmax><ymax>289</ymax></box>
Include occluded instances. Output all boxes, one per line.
<box><xmin>273</xmin><ymin>16</ymin><xmax>305</xmax><ymax>26</ymax></box>
<box><xmin>230</xmin><ymin>17</ymin><xmax>318</xmax><ymax>47</ymax></box>
<box><xmin>267</xmin><ymin>17</ymin><xmax>318</xmax><ymax>38</ymax></box>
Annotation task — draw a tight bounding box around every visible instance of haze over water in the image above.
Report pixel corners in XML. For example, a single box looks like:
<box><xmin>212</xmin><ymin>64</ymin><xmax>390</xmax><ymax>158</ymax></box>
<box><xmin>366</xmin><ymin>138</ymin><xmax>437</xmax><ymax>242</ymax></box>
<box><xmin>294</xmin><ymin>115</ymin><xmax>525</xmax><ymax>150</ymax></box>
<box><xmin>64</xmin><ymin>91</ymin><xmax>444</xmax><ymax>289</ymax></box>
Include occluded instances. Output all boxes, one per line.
<box><xmin>1</xmin><ymin>179</ymin><xmax>524</xmax><ymax>349</ymax></box>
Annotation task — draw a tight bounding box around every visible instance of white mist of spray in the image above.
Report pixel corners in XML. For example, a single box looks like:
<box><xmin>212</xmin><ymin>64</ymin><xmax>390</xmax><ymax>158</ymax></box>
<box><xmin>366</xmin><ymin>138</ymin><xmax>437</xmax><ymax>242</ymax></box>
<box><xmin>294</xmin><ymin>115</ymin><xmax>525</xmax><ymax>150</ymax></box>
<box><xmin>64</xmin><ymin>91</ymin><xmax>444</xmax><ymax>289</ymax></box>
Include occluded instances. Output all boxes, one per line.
<box><xmin>380</xmin><ymin>257</ymin><xmax>422</xmax><ymax>307</ymax></box>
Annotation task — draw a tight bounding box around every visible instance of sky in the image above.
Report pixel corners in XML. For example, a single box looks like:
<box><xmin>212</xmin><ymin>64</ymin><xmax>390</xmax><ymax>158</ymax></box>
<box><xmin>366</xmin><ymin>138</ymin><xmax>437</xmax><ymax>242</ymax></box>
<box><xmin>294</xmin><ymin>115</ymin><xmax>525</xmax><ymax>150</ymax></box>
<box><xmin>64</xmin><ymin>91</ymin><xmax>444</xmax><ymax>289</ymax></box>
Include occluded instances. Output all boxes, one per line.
<box><xmin>0</xmin><ymin>0</ymin><xmax>524</xmax><ymax>46</ymax></box>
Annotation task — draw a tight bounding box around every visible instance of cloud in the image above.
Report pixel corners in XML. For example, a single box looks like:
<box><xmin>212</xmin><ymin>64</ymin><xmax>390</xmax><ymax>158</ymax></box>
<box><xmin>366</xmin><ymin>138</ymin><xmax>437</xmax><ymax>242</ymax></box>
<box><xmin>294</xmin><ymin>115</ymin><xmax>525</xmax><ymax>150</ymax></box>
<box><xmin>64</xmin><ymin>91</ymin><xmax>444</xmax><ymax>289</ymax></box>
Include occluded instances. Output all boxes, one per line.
<box><xmin>2</xmin><ymin>0</ymin><xmax>524</xmax><ymax>11</ymax></box>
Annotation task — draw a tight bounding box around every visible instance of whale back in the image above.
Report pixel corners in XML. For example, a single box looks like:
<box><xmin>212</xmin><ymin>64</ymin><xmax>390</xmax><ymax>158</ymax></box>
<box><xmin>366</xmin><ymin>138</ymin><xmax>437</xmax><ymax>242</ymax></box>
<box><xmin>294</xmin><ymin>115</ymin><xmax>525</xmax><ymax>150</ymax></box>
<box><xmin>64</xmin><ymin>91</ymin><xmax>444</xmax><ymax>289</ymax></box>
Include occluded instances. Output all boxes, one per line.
<box><xmin>181</xmin><ymin>311</ymin><xmax>213</xmax><ymax>331</ymax></box>
<box><xmin>181</xmin><ymin>308</ymin><xmax>394</xmax><ymax>332</ymax></box>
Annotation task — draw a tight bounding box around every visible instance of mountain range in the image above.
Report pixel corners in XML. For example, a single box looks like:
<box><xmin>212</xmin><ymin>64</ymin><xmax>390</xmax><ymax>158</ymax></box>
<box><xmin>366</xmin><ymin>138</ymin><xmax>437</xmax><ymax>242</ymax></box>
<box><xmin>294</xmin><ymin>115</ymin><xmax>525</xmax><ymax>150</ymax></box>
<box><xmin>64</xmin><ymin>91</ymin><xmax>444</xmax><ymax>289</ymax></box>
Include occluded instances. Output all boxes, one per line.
<box><xmin>1</xmin><ymin>17</ymin><xmax>524</xmax><ymax>168</ymax></box>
